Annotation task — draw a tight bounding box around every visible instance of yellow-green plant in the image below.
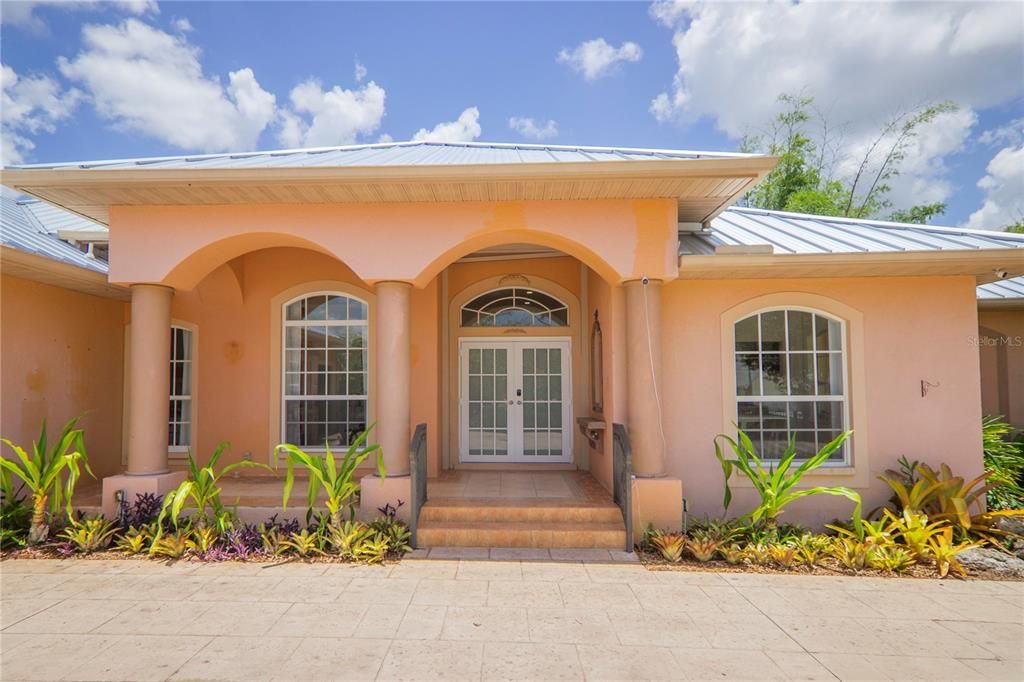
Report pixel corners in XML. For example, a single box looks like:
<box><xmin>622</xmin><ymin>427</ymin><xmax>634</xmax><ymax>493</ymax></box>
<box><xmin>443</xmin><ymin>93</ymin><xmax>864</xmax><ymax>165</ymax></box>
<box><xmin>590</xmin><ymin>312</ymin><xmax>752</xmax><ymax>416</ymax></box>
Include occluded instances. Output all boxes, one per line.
<box><xmin>868</xmin><ymin>544</ymin><xmax>916</xmax><ymax>573</ymax></box>
<box><xmin>150</xmin><ymin>530</ymin><xmax>190</xmax><ymax>559</ymax></box>
<box><xmin>769</xmin><ymin>543</ymin><xmax>799</xmax><ymax>568</ymax></box>
<box><xmin>280</xmin><ymin>528</ymin><xmax>323</xmax><ymax>557</ymax></box>
<box><xmin>685</xmin><ymin>537</ymin><xmax>722</xmax><ymax>562</ymax></box>
<box><xmin>158</xmin><ymin>442</ymin><xmax>269</xmax><ymax>533</ymax></box>
<box><xmin>59</xmin><ymin>515</ymin><xmax>118</xmax><ymax>553</ymax></box>
<box><xmin>1</xmin><ymin>417</ymin><xmax>92</xmax><ymax>543</ymax></box>
<box><xmin>352</xmin><ymin>532</ymin><xmax>390</xmax><ymax>564</ymax></box>
<box><xmin>259</xmin><ymin>525</ymin><xmax>288</xmax><ymax>556</ymax></box>
<box><xmin>829</xmin><ymin>537</ymin><xmax>870</xmax><ymax>571</ymax></box>
<box><xmin>744</xmin><ymin>543</ymin><xmax>772</xmax><ymax>565</ymax></box>
<box><xmin>720</xmin><ymin>544</ymin><xmax>746</xmax><ymax>565</ymax></box>
<box><xmin>187</xmin><ymin>526</ymin><xmax>220</xmax><ymax>555</ymax></box>
<box><xmin>928</xmin><ymin>530</ymin><xmax>981</xmax><ymax>579</ymax></box>
<box><xmin>792</xmin><ymin>534</ymin><xmax>829</xmax><ymax>566</ymax></box>
<box><xmin>715</xmin><ymin>428</ymin><xmax>862</xmax><ymax>534</ymax></box>
<box><xmin>114</xmin><ymin>526</ymin><xmax>152</xmax><ymax>554</ymax></box>
<box><xmin>882</xmin><ymin>509</ymin><xmax>945</xmax><ymax>560</ymax></box>
<box><xmin>275</xmin><ymin>426</ymin><xmax>385</xmax><ymax>526</ymax></box>
<box><xmin>326</xmin><ymin>519</ymin><xmax>372</xmax><ymax>558</ymax></box>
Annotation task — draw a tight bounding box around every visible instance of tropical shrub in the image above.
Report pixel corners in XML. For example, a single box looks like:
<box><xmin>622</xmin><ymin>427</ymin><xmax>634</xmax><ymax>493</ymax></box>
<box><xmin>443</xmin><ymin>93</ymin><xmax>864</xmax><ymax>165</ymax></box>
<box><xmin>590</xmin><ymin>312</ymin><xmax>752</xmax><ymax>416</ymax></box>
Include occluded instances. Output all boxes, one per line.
<box><xmin>715</xmin><ymin>428</ymin><xmax>862</xmax><ymax>534</ymax></box>
<box><xmin>157</xmin><ymin>442</ymin><xmax>269</xmax><ymax>533</ymax></box>
<box><xmin>326</xmin><ymin>519</ymin><xmax>372</xmax><ymax>558</ymax></box>
<box><xmin>928</xmin><ymin>529</ymin><xmax>981</xmax><ymax>578</ymax></box>
<box><xmin>768</xmin><ymin>543</ymin><xmax>799</xmax><ymax>568</ymax></box>
<box><xmin>276</xmin><ymin>427</ymin><xmax>385</xmax><ymax>526</ymax></box>
<box><xmin>829</xmin><ymin>537</ymin><xmax>871</xmax><ymax>571</ymax></box>
<box><xmin>792</xmin><ymin>534</ymin><xmax>829</xmax><ymax>566</ymax></box>
<box><xmin>351</xmin><ymin>532</ymin><xmax>390</xmax><ymax>564</ymax></box>
<box><xmin>983</xmin><ymin>416</ymin><xmax>1024</xmax><ymax>510</ymax></box>
<box><xmin>114</xmin><ymin>525</ymin><xmax>153</xmax><ymax>554</ymax></box>
<box><xmin>685</xmin><ymin>537</ymin><xmax>722</xmax><ymax>562</ymax></box>
<box><xmin>120</xmin><ymin>492</ymin><xmax>163</xmax><ymax>530</ymax></box>
<box><xmin>719</xmin><ymin>544</ymin><xmax>746</xmax><ymax>565</ymax></box>
<box><xmin>60</xmin><ymin>515</ymin><xmax>118</xmax><ymax>553</ymax></box>
<box><xmin>650</xmin><ymin>533</ymin><xmax>685</xmax><ymax>562</ymax></box>
<box><xmin>1</xmin><ymin>417</ymin><xmax>92</xmax><ymax>543</ymax></box>
<box><xmin>867</xmin><ymin>544</ymin><xmax>915</xmax><ymax>573</ymax></box>
<box><xmin>280</xmin><ymin>528</ymin><xmax>323</xmax><ymax>557</ymax></box>
<box><xmin>149</xmin><ymin>530</ymin><xmax>191</xmax><ymax>559</ymax></box>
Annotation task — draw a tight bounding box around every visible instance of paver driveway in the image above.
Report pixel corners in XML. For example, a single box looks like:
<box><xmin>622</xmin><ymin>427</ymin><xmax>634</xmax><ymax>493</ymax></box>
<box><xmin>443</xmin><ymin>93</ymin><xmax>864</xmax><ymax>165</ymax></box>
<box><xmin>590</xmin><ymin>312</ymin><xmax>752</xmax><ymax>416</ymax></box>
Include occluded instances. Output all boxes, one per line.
<box><xmin>1</xmin><ymin>554</ymin><xmax>1021</xmax><ymax>681</ymax></box>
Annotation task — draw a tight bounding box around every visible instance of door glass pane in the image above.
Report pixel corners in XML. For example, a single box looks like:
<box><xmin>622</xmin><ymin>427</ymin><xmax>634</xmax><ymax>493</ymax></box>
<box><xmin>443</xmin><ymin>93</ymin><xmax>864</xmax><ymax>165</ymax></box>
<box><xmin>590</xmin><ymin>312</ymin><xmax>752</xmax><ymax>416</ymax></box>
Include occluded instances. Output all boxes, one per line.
<box><xmin>519</xmin><ymin>345</ymin><xmax>564</xmax><ymax>458</ymax></box>
<box><xmin>465</xmin><ymin>344</ymin><xmax>509</xmax><ymax>458</ymax></box>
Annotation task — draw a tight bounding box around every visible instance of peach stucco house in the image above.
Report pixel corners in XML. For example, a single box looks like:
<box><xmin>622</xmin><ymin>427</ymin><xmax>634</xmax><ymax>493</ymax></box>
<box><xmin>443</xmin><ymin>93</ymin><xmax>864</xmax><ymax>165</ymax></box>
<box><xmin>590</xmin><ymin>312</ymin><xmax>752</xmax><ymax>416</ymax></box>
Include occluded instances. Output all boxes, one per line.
<box><xmin>2</xmin><ymin>141</ymin><xmax>1023</xmax><ymax>549</ymax></box>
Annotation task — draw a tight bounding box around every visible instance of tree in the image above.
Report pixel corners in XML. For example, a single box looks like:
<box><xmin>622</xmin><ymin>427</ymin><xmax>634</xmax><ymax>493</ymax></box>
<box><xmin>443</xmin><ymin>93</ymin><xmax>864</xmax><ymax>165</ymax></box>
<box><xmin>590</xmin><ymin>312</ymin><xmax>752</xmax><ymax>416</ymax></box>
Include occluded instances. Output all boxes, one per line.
<box><xmin>740</xmin><ymin>94</ymin><xmax>958</xmax><ymax>224</ymax></box>
<box><xmin>1003</xmin><ymin>219</ymin><xmax>1024</xmax><ymax>234</ymax></box>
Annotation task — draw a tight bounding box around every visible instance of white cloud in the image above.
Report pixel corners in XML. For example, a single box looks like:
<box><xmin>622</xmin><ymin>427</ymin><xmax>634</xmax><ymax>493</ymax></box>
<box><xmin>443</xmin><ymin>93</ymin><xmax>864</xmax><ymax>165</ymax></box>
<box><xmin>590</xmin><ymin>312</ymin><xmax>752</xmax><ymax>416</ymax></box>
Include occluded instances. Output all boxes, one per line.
<box><xmin>58</xmin><ymin>19</ymin><xmax>276</xmax><ymax>152</ymax></box>
<box><xmin>377</xmin><ymin>133</ymin><xmax>394</xmax><ymax>143</ymax></box>
<box><xmin>1</xmin><ymin>1</ymin><xmax>157</xmax><ymax>32</ymax></box>
<box><xmin>557</xmin><ymin>38</ymin><xmax>643</xmax><ymax>81</ymax></box>
<box><xmin>1</xmin><ymin>63</ymin><xmax>82</xmax><ymax>165</ymax></box>
<box><xmin>354</xmin><ymin>60</ymin><xmax>367</xmax><ymax>83</ymax></box>
<box><xmin>979</xmin><ymin>118</ymin><xmax>1024</xmax><ymax>147</ymax></box>
<box><xmin>508</xmin><ymin>116</ymin><xmax>558</xmax><ymax>141</ymax></box>
<box><xmin>278</xmin><ymin>79</ymin><xmax>386</xmax><ymax>147</ymax></box>
<box><xmin>649</xmin><ymin>1</ymin><xmax>1023</xmax><ymax>216</ymax></box>
<box><xmin>964</xmin><ymin>145</ymin><xmax>1024</xmax><ymax>230</ymax></box>
<box><xmin>173</xmin><ymin>16</ymin><xmax>192</xmax><ymax>32</ymax></box>
<box><xmin>649</xmin><ymin>2</ymin><xmax>1022</xmax><ymax>134</ymax></box>
<box><xmin>412</xmin><ymin>107</ymin><xmax>481</xmax><ymax>142</ymax></box>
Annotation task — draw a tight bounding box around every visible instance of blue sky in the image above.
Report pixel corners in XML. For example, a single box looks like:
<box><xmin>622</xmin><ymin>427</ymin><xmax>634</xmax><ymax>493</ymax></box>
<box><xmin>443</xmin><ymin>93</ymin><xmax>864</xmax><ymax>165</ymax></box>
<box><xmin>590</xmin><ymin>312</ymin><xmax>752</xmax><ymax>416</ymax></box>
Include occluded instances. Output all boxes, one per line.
<box><xmin>2</xmin><ymin>1</ymin><xmax>1022</xmax><ymax>229</ymax></box>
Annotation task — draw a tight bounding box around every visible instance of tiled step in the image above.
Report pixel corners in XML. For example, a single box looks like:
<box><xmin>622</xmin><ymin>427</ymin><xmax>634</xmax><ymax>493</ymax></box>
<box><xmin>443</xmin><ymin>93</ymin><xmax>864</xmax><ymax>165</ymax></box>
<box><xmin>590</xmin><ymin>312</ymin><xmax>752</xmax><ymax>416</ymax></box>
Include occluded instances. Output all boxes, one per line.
<box><xmin>417</xmin><ymin>519</ymin><xmax>627</xmax><ymax>549</ymax></box>
<box><xmin>420</xmin><ymin>498</ymin><xmax>623</xmax><ymax>524</ymax></box>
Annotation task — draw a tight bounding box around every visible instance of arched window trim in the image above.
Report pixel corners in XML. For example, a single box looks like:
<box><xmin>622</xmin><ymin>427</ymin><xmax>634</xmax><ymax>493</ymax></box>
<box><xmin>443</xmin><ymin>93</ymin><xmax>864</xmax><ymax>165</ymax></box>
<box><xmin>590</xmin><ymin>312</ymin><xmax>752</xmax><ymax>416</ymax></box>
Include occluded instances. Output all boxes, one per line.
<box><xmin>281</xmin><ymin>290</ymin><xmax>370</xmax><ymax>450</ymax></box>
<box><xmin>731</xmin><ymin>305</ymin><xmax>851</xmax><ymax>466</ymax></box>
<box><xmin>460</xmin><ymin>286</ymin><xmax>569</xmax><ymax>328</ymax></box>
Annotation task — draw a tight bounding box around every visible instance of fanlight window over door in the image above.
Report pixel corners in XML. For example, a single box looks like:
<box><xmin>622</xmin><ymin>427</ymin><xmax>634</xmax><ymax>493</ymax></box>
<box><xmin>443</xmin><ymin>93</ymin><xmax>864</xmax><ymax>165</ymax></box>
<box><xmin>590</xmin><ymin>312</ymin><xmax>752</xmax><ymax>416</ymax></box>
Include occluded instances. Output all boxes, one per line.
<box><xmin>461</xmin><ymin>288</ymin><xmax>568</xmax><ymax>327</ymax></box>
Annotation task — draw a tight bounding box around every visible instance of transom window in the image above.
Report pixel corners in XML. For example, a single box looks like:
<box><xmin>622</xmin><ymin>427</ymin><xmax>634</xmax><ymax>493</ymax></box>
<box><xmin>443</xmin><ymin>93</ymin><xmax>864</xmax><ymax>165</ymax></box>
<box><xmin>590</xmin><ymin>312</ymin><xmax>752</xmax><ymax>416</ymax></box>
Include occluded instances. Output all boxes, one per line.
<box><xmin>461</xmin><ymin>287</ymin><xmax>568</xmax><ymax>327</ymax></box>
<box><xmin>168</xmin><ymin>326</ymin><xmax>193</xmax><ymax>451</ymax></box>
<box><xmin>283</xmin><ymin>293</ymin><xmax>368</xmax><ymax>448</ymax></box>
<box><xmin>733</xmin><ymin>308</ymin><xmax>848</xmax><ymax>464</ymax></box>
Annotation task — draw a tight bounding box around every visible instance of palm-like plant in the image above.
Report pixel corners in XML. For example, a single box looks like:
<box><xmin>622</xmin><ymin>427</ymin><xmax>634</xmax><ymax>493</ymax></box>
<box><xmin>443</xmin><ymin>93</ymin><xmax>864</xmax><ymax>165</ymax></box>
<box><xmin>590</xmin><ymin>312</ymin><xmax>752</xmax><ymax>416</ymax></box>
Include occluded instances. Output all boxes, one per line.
<box><xmin>0</xmin><ymin>417</ymin><xmax>92</xmax><ymax>543</ymax></box>
<box><xmin>715</xmin><ymin>428</ymin><xmax>862</xmax><ymax>536</ymax></box>
<box><xmin>158</xmin><ymin>442</ymin><xmax>270</xmax><ymax>533</ymax></box>
<box><xmin>275</xmin><ymin>426</ymin><xmax>385</xmax><ymax>526</ymax></box>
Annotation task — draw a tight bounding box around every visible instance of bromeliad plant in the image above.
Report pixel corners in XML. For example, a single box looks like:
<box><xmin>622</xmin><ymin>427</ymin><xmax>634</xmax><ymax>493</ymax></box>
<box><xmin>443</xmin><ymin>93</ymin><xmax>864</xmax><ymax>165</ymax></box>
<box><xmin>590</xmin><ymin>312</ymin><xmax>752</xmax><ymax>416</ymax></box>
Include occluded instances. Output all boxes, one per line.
<box><xmin>715</xmin><ymin>428</ymin><xmax>863</xmax><ymax>536</ymax></box>
<box><xmin>157</xmin><ymin>442</ymin><xmax>270</xmax><ymax>534</ymax></box>
<box><xmin>60</xmin><ymin>515</ymin><xmax>118</xmax><ymax>554</ymax></box>
<box><xmin>1</xmin><ymin>417</ymin><xmax>92</xmax><ymax>544</ymax></box>
<box><xmin>275</xmin><ymin>426</ymin><xmax>385</xmax><ymax>526</ymax></box>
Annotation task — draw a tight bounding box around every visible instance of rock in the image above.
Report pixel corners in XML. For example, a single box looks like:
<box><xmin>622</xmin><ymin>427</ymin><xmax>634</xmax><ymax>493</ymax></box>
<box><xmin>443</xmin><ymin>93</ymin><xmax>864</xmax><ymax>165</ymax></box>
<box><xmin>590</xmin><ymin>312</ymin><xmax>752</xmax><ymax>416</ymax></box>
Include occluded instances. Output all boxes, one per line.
<box><xmin>993</xmin><ymin>514</ymin><xmax>1024</xmax><ymax>538</ymax></box>
<box><xmin>958</xmin><ymin>547</ymin><xmax>1024</xmax><ymax>578</ymax></box>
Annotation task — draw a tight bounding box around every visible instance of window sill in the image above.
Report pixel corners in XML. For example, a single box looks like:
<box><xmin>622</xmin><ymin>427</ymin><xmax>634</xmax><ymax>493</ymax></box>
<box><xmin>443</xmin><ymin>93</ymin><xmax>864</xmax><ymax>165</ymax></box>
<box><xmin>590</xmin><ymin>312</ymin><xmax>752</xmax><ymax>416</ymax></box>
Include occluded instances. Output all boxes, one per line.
<box><xmin>726</xmin><ymin>465</ymin><xmax>868</xmax><ymax>489</ymax></box>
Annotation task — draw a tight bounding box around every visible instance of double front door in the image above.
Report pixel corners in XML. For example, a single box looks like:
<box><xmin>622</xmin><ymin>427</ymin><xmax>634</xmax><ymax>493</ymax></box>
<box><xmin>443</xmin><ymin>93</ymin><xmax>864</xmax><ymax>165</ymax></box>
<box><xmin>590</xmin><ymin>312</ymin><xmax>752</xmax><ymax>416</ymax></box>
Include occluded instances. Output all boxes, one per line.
<box><xmin>459</xmin><ymin>339</ymin><xmax>572</xmax><ymax>463</ymax></box>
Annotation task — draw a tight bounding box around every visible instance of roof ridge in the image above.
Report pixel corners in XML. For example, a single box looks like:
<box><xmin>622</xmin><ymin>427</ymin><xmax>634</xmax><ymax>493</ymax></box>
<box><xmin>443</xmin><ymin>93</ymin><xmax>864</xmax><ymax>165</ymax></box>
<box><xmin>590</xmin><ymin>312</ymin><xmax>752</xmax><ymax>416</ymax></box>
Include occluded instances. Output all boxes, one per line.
<box><xmin>6</xmin><ymin>140</ymin><xmax>762</xmax><ymax>170</ymax></box>
<box><xmin>728</xmin><ymin>206</ymin><xmax>1024</xmax><ymax>241</ymax></box>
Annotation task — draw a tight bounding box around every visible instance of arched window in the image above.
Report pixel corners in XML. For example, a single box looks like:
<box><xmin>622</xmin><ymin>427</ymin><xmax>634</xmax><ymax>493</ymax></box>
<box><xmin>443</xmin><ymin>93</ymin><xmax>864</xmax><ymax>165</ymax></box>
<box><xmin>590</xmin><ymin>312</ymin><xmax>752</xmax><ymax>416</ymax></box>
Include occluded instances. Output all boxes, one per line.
<box><xmin>461</xmin><ymin>287</ymin><xmax>568</xmax><ymax>327</ymax></box>
<box><xmin>283</xmin><ymin>293</ymin><xmax>368</xmax><ymax>448</ymax></box>
<box><xmin>733</xmin><ymin>308</ymin><xmax>848</xmax><ymax>464</ymax></box>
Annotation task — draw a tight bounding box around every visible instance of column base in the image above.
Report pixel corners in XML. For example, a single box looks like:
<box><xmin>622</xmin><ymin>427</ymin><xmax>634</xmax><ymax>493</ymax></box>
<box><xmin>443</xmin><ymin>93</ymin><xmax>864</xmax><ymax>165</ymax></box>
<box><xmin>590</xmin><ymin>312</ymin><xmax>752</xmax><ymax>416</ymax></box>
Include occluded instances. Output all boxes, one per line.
<box><xmin>359</xmin><ymin>475</ymin><xmax>412</xmax><ymax>523</ymax></box>
<box><xmin>631</xmin><ymin>476</ymin><xmax>684</xmax><ymax>535</ymax></box>
<box><xmin>101</xmin><ymin>472</ymin><xmax>187</xmax><ymax>519</ymax></box>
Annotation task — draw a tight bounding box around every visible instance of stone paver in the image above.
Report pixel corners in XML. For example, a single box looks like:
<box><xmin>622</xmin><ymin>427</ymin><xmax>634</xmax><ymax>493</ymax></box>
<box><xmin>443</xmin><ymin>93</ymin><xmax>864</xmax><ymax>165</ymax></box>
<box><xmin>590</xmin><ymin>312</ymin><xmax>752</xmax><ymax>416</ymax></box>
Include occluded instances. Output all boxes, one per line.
<box><xmin>1</xmin><ymin>557</ymin><xmax>1022</xmax><ymax>681</ymax></box>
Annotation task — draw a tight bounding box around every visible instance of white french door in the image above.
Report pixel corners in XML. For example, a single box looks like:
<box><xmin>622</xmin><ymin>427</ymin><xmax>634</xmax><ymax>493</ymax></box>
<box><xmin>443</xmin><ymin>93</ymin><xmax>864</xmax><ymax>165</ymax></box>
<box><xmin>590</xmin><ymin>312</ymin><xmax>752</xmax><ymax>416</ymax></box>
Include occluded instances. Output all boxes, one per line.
<box><xmin>459</xmin><ymin>338</ymin><xmax>572</xmax><ymax>463</ymax></box>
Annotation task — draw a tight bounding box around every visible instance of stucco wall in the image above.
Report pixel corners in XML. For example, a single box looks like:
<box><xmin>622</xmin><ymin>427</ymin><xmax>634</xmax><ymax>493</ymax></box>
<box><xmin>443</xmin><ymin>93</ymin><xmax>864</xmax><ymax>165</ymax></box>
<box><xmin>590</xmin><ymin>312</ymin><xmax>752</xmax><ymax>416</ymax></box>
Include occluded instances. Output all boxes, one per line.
<box><xmin>0</xmin><ymin>275</ymin><xmax>127</xmax><ymax>478</ymax></box>
<box><xmin>661</xmin><ymin>275</ymin><xmax>984</xmax><ymax>526</ymax></box>
<box><xmin>978</xmin><ymin>308</ymin><xmax>1024</xmax><ymax>429</ymax></box>
<box><xmin>159</xmin><ymin>246</ymin><xmax>441</xmax><ymax>475</ymax></box>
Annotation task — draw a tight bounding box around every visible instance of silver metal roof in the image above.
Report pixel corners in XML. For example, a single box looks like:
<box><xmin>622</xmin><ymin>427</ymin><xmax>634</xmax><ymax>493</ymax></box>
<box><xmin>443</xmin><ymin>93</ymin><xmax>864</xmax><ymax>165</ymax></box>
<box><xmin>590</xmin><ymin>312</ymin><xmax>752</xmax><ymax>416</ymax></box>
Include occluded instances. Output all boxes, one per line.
<box><xmin>5</xmin><ymin>140</ymin><xmax>758</xmax><ymax>171</ymax></box>
<box><xmin>978</xmin><ymin>277</ymin><xmax>1024</xmax><ymax>301</ymax></box>
<box><xmin>1</xmin><ymin>186</ymin><xmax>107</xmax><ymax>273</ymax></box>
<box><xmin>681</xmin><ymin>207</ymin><xmax>1024</xmax><ymax>256</ymax></box>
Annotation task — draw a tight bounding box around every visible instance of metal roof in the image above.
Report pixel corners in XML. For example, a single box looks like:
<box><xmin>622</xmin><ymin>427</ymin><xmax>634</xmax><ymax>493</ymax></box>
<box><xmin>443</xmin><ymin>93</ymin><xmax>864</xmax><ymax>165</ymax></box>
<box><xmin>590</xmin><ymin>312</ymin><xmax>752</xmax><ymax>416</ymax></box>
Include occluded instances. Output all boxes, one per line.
<box><xmin>681</xmin><ymin>206</ymin><xmax>1024</xmax><ymax>256</ymax></box>
<box><xmin>978</xmin><ymin>277</ymin><xmax>1024</xmax><ymax>301</ymax></box>
<box><xmin>1</xmin><ymin>186</ymin><xmax>107</xmax><ymax>273</ymax></box>
<box><xmin>5</xmin><ymin>140</ymin><xmax>758</xmax><ymax>171</ymax></box>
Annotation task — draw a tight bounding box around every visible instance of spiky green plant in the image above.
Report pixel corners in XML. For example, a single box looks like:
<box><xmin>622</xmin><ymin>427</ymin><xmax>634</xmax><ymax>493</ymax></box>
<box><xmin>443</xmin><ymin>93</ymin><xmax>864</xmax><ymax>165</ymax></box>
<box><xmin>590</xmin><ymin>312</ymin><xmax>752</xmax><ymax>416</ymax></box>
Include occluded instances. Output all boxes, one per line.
<box><xmin>59</xmin><ymin>515</ymin><xmax>118</xmax><ymax>553</ymax></box>
<box><xmin>1</xmin><ymin>417</ymin><xmax>92</xmax><ymax>543</ymax></box>
<box><xmin>982</xmin><ymin>416</ymin><xmax>1024</xmax><ymax>510</ymax></box>
<box><xmin>114</xmin><ymin>525</ymin><xmax>153</xmax><ymax>554</ymax></box>
<box><xmin>715</xmin><ymin>428</ymin><xmax>862</xmax><ymax>535</ymax></box>
<box><xmin>275</xmin><ymin>426</ymin><xmax>385</xmax><ymax>526</ymax></box>
<box><xmin>352</xmin><ymin>532</ymin><xmax>390</xmax><ymax>564</ymax></box>
<box><xmin>157</xmin><ymin>442</ymin><xmax>269</xmax><ymax>533</ymax></box>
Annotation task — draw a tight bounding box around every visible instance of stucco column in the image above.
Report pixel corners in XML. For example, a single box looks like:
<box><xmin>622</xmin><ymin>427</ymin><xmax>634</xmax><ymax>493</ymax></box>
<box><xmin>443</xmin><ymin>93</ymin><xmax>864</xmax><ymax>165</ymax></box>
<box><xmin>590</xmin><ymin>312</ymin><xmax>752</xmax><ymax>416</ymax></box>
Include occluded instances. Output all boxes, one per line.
<box><xmin>624</xmin><ymin>278</ymin><xmax>666</xmax><ymax>477</ymax></box>
<box><xmin>103</xmin><ymin>283</ymin><xmax>185</xmax><ymax>517</ymax></box>
<box><xmin>127</xmin><ymin>284</ymin><xmax>174</xmax><ymax>474</ymax></box>
<box><xmin>374</xmin><ymin>281</ymin><xmax>412</xmax><ymax>476</ymax></box>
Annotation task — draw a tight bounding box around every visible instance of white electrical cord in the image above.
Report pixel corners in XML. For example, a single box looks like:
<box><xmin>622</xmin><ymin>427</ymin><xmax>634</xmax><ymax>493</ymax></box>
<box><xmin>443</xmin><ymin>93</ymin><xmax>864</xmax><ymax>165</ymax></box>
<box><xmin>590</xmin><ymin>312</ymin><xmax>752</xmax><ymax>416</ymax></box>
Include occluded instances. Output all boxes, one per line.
<box><xmin>641</xmin><ymin>277</ymin><xmax>668</xmax><ymax>458</ymax></box>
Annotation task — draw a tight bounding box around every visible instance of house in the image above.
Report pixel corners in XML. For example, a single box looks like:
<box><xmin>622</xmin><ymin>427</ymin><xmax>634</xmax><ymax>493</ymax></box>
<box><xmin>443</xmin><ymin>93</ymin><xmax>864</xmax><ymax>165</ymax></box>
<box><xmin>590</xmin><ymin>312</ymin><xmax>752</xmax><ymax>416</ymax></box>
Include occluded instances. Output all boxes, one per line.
<box><xmin>2</xmin><ymin>141</ymin><xmax>1023</xmax><ymax>547</ymax></box>
<box><xmin>977</xmin><ymin>276</ymin><xmax>1024</xmax><ymax>429</ymax></box>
